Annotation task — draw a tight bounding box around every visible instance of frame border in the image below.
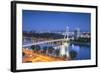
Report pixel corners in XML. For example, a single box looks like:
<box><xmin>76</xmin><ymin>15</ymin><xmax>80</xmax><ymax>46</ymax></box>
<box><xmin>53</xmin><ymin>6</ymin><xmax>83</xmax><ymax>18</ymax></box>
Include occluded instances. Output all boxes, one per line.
<box><xmin>11</xmin><ymin>1</ymin><xmax>98</xmax><ymax>72</ymax></box>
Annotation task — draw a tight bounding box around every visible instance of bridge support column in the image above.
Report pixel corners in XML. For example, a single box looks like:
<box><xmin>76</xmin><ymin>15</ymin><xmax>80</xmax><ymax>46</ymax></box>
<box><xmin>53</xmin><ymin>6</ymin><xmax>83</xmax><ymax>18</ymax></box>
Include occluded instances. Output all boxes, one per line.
<box><xmin>60</xmin><ymin>45</ymin><xmax>66</xmax><ymax>57</ymax></box>
<box><xmin>60</xmin><ymin>42</ymin><xmax>69</xmax><ymax>58</ymax></box>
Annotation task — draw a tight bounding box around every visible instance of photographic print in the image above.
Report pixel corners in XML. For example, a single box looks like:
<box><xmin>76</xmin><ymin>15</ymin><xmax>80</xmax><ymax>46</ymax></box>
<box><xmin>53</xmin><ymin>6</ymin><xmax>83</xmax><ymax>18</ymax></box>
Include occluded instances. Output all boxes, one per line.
<box><xmin>11</xmin><ymin>1</ymin><xmax>98</xmax><ymax>72</ymax></box>
<box><xmin>22</xmin><ymin>10</ymin><xmax>91</xmax><ymax>63</ymax></box>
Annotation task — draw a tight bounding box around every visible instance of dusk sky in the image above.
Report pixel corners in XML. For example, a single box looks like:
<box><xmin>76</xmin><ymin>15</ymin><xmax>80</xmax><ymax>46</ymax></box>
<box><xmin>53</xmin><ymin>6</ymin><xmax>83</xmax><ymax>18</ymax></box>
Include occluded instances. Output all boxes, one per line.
<box><xmin>22</xmin><ymin>10</ymin><xmax>91</xmax><ymax>32</ymax></box>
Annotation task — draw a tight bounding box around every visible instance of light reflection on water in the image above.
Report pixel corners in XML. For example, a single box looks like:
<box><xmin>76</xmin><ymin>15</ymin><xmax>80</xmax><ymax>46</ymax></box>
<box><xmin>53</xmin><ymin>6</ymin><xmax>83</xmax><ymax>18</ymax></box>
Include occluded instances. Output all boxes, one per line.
<box><xmin>68</xmin><ymin>44</ymin><xmax>91</xmax><ymax>60</ymax></box>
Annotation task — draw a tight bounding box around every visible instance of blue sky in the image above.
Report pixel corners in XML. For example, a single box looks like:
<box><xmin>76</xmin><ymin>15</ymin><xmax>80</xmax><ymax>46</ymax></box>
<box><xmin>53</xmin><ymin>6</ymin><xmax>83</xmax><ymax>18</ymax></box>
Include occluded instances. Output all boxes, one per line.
<box><xmin>22</xmin><ymin>10</ymin><xmax>91</xmax><ymax>32</ymax></box>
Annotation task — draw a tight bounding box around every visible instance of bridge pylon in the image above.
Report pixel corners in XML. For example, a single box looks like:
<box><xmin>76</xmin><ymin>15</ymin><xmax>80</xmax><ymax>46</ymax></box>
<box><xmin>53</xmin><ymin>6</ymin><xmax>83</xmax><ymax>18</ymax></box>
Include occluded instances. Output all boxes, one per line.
<box><xmin>60</xmin><ymin>26</ymin><xmax>70</xmax><ymax>58</ymax></box>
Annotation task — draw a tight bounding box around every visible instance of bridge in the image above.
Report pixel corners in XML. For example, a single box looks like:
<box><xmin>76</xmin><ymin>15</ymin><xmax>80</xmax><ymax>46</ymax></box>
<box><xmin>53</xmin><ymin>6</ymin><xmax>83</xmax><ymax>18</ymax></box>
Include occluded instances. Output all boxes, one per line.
<box><xmin>23</xmin><ymin>38</ymin><xmax>69</xmax><ymax>47</ymax></box>
<box><xmin>23</xmin><ymin>26</ymin><xmax>70</xmax><ymax>57</ymax></box>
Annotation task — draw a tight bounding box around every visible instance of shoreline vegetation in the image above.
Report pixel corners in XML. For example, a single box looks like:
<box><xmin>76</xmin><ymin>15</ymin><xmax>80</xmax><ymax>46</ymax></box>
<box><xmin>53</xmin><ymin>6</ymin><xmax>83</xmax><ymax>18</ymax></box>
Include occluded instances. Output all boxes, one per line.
<box><xmin>70</xmin><ymin>37</ymin><xmax>90</xmax><ymax>47</ymax></box>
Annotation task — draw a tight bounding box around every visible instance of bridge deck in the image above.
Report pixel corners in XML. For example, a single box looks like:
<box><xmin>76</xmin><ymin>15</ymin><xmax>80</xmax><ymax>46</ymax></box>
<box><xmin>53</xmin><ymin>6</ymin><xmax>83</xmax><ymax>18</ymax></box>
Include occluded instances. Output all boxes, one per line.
<box><xmin>23</xmin><ymin>38</ymin><xmax>68</xmax><ymax>47</ymax></box>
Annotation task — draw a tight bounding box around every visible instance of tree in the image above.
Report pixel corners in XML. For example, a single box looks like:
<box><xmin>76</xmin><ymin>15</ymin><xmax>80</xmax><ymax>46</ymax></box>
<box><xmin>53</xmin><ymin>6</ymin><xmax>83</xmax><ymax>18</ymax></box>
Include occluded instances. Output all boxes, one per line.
<box><xmin>35</xmin><ymin>45</ymin><xmax>41</xmax><ymax>51</ymax></box>
<box><xmin>31</xmin><ymin>45</ymin><xmax>41</xmax><ymax>52</ymax></box>
<box><xmin>55</xmin><ymin>49</ymin><xmax>60</xmax><ymax>57</ymax></box>
<box><xmin>22</xmin><ymin>52</ymin><xmax>25</xmax><ymax>56</ymax></box>
<box><xmin>42</xmin><ymin>46</ymin><xmax>48</xmax><ymax>54</ymax></box>
<box><xmin>48</xmin><ymin>46</ymin><xmax>55</xmax><ymax>56</ymax></box>
<box><xmin>31</xmin><ymin>45</ymin><xmax>36</xmax><ymax>50</ymax></box>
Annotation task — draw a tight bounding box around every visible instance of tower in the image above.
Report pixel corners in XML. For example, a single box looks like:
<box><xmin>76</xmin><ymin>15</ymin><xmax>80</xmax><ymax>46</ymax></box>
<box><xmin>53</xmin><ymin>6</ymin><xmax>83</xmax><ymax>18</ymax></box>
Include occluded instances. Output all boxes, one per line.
<box><xmin>64</xmin><ymin>26</ymin><xmax>69</xmax><ymax>40</ymax></box>
<box><xmin>60</xmin><ymin>26</ymin><xmax>69</xmax><ymax>57</ymax></box>
<box><xmin>74</xmin><ymin>28</ymin><xmax>80</xmax><ymax>39</ymax></box>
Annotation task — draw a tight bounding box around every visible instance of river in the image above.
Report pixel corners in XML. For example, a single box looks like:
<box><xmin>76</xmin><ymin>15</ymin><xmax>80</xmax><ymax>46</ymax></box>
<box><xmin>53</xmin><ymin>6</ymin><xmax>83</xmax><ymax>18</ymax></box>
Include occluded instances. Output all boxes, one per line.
<box><xmin>68</xmin><ymin>43</ymin><xmax>91</xmax><ymax>60</ymax></box>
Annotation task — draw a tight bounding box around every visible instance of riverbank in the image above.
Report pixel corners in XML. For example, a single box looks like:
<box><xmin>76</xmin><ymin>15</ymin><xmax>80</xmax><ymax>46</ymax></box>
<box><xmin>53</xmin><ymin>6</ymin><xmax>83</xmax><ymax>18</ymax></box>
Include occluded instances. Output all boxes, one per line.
<box><xmin>70</xmin><ymin>41</ymin><xmax>90</xmax><ymax>47</ymax></box>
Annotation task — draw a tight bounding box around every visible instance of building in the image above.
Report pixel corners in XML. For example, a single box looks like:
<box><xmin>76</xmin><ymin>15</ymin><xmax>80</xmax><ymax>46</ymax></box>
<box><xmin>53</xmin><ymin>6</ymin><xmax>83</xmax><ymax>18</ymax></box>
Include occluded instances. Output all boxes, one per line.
<box><xmin>74</xmin><ymin>28</ymin><xmax>80</xmax><ymax>39</ymax></box>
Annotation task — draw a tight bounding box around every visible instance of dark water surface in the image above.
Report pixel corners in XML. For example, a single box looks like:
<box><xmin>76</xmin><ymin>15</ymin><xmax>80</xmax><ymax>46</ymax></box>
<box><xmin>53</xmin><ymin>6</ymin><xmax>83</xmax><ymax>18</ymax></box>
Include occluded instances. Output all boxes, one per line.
<box><xmin>68</xmin><ymin>43</ymin><xmax>91</xmax><ymax>60</ymax></box>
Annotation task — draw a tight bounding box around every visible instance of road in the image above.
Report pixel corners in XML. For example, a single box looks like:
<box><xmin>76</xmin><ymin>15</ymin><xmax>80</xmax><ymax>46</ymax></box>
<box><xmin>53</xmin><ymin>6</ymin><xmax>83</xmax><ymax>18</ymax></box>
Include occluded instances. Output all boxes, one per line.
<box><xmin>22</xmin><ymin>49</ymin><xmax>67</xmax><ymax>63</ymax></box>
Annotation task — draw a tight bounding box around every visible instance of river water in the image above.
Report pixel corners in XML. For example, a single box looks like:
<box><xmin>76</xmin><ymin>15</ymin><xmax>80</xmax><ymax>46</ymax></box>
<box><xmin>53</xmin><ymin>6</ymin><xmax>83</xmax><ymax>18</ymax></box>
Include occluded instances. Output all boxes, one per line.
<box><xmin>68</xmin><ymin>43</ymin><xmax>91</xmax><ymax>60</ymax></box>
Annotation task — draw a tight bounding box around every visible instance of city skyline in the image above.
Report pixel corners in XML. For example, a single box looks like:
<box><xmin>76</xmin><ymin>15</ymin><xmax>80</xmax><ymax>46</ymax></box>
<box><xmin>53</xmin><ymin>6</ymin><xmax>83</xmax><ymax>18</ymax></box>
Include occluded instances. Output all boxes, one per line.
<box><xmin>22</xmin><ymin>10</ymin><xmax>91</xmax><ymax>32</ymax></box>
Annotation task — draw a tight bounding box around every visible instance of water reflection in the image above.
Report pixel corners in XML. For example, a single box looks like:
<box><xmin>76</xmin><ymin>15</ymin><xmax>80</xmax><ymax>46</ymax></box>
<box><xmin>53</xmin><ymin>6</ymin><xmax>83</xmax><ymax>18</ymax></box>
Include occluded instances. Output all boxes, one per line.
<box><xmin>69</xmin><ymin>44</ymin><xmax>91</xmax><ymax>60</ymax></box>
